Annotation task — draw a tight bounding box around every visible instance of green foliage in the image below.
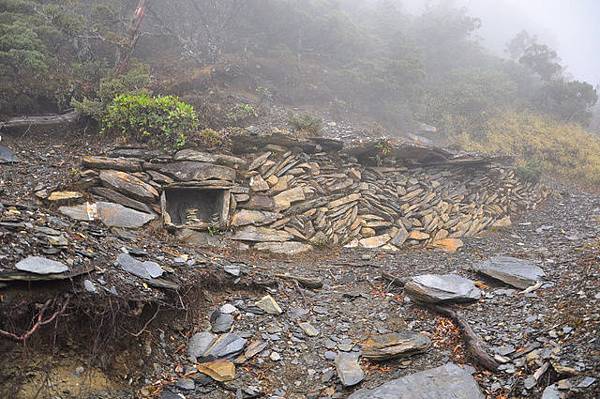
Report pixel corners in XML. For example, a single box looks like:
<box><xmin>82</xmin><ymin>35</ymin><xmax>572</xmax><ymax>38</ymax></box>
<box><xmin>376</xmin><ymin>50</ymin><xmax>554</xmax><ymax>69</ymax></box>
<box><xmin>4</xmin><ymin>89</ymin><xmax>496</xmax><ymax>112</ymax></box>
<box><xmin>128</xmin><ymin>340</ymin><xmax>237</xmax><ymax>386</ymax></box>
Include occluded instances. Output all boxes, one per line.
<box><xmin>287</xmin><ymin>113</ymin><xmax>322</xmax><ymax>135</ymax></box>
<box><xmin>102</xmin><ymin>94</ymin><xmax>198</xmax><ymax>150</ymax></box>
<box><xmin>516</xmin><ymin>159</ymin><xmax>543</xmax><ymax>183</ymax></box>
<box><xmin>72</xmin><ymin>64</ymin><xmax>151</xmax><ymax>121</ymax></box>
<box><xmin>198</xmin><ymin>128</ymin><xmax>223</xmax><ymax>147</ymax></box>
<box><xmin>227</xmin><ymin>103</ymin><xmax>257</xmax><ymax>124</ymax></box>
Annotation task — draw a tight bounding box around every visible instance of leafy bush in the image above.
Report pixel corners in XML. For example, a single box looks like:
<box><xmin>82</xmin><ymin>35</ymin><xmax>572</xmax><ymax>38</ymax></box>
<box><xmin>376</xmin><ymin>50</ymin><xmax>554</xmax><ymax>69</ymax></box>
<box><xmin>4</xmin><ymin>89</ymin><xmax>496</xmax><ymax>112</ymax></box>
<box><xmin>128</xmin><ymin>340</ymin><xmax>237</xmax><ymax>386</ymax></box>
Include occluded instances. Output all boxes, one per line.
<box><xmin>73</xmin><ymin>64</ymin><xmax>151</xmax><ymax>121</ymax></box>
<box><xmin>454</xmin><ymin>111</ymin><xmax>600</xmax><ymax>185</ymax></box>
<box><xmin>287</xmin><ymin>113</ymin><xmax>323</xmax><ymax>135</ymax></box>
<box><xmin>198</xmin><ymin>128</ymin><xmax>223</xmax><ymax>147</ymax></box>
<box><xmin>102</xmin><ymin>94</ymin><xmax>198</xmax><ymax>150</ymax></box>
<box><xmin>227</xmin><ymin>103</ymin><xmax>257</xmax><ymax>124</ymax></box>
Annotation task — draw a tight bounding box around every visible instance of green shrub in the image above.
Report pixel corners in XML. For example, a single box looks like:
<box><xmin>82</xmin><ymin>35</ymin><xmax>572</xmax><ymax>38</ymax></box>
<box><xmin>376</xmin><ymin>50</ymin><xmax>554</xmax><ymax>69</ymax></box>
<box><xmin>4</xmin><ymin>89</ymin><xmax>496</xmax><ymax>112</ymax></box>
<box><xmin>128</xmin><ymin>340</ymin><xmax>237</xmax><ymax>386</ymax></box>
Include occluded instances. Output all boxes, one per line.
<box><xmin>102</xmin><ymin>94</ymin><xmax>198</xmax><ymax>150</ymax></box>
<box><xmin>72</xmin><ymin>64</ymin><xmax>151</xmax><ymax>121</ymax></box>
<box><xmin>227</xmin><ymin>103</ymin><xmax>257</xmax><ymax>124</ymax></box>
<box><xmin>198</xmin><ymin>128</ymin><xmax>223</xmax><ymax>147</ymax></box>
<box><xmin>287</xmin><ymin>113</ymin><xmax>322</xmax><ymax>135</ymax></box>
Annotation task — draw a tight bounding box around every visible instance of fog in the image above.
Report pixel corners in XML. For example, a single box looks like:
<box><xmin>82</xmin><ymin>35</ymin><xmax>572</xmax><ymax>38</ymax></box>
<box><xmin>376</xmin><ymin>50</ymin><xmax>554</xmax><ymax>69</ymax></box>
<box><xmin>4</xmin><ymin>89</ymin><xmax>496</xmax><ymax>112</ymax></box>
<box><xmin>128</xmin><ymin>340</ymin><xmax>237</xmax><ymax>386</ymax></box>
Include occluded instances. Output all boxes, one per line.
<box><xmin>403</xmin><ymin>0</ymin><xmax>600</xmax><ymax>86</ymax></box>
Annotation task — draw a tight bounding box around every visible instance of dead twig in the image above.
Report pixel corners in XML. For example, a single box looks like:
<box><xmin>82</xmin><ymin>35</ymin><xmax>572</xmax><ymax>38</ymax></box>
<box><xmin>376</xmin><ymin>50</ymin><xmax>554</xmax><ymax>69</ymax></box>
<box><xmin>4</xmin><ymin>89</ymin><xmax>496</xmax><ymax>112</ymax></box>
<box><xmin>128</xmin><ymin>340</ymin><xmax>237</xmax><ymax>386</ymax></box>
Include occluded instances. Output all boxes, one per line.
<box><xmin>128</xmin><ymin>305</ymin><xmax>161</xmax><ymax>337</ymax></box>
<box><xmin>424</xmin><ymin>304</ymin><xmax>499</xmax><ymax>371</ymax></box>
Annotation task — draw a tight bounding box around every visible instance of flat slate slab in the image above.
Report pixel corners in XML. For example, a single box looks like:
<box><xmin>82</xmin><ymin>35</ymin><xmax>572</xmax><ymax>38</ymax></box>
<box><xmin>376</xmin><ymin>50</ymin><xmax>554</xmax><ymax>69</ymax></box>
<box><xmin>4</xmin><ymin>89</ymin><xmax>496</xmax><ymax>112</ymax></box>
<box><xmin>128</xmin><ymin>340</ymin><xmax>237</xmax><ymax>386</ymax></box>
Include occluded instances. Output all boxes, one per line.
<box><xmin>117</xmin><ymin>253</ymin><xmax>164</xmax><ymax>280</ymax></box>
<box><xmin>474</xmin><ymin>256</ymin><xmax>545</xmax><ymax>289</ymax></box>
<box><xmin>15</xmin><ymin>256</ymin><xmax>69</xmax><ymax>274</ymax></box>
<box><xmin>348</xmin><ymin>363</ymin><xmax>484</xmax><ymax>399</ymax></box>
<box><xmin>404</xmin><ymin>274</ymin><xmax>481</xmax><ymax>303</ymax></box>
<box><xmin>0</xmin><ymin>144</ymin><xmax>18</xmax><ymax>163</ymax></box>
<box><xmin>362</xmin><ymin>332</ymin><xmax>432</xmax><ymax>361</ymax></box>
<box><xmin>60</xmin><ymin>202</ymin><xmax>156</xmax><ymax>228</ymax></box>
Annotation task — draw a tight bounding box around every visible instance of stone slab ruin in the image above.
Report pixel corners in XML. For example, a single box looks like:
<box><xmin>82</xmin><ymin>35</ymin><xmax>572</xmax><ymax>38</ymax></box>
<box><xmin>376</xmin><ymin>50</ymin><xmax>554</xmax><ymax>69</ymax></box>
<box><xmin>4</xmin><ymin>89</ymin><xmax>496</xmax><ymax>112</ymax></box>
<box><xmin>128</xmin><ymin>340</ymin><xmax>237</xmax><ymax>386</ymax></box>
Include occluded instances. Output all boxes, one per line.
<box><xmin>60</xmin><ymin>134</ymin><xmax>549</xmax><ymax>253</ymax></box>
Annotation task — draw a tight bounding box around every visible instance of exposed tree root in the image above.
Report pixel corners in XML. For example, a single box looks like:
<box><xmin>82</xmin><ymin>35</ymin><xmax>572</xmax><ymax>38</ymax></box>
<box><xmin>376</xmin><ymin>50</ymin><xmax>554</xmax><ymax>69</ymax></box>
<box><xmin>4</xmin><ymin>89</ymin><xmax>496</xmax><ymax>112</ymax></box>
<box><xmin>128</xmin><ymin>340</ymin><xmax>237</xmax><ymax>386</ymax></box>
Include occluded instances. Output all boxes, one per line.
<box><xmin>0</xmin><ymin>295</ymin><xmax>70</xmax><ymax>342</ymax></box>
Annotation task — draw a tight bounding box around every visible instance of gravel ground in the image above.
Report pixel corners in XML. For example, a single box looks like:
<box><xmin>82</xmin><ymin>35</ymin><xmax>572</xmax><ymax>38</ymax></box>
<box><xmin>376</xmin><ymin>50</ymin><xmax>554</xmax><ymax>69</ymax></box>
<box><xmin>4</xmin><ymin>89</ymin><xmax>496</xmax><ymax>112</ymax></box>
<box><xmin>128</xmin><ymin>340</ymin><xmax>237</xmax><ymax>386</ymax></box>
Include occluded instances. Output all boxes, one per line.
<box><xmin>0</xmin><ymin>130</ymin><xmax>598</xmax><ymax>399</ymax></box>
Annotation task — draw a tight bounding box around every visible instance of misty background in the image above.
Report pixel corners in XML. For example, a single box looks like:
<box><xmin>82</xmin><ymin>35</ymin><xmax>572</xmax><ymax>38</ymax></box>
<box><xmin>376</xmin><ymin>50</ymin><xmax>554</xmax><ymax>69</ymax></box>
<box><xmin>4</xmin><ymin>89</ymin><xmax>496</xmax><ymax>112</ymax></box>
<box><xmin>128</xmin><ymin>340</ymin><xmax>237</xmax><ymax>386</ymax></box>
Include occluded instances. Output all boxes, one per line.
<box><xmin>402</xmin><ymin>0</ymin><xmax>600</xmax><ymax>86</ymax></box>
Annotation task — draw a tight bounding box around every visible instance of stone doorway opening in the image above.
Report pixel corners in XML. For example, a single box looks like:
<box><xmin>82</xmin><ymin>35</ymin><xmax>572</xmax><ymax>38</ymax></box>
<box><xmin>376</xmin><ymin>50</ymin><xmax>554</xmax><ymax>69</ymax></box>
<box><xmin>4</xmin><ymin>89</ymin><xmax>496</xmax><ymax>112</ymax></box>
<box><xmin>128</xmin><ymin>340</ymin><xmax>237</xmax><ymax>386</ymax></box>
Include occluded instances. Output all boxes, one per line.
<box><xmin>161</xmin><ymin>186</ymin><xmax>230</xmax><ymax>230</ymax></box>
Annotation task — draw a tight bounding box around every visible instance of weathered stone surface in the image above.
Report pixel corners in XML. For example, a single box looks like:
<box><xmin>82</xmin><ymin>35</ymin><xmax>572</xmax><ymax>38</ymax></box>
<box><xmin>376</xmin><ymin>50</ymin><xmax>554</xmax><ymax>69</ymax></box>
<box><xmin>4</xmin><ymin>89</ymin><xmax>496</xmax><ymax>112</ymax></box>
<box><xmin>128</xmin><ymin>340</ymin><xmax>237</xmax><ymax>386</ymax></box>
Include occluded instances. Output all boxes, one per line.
<box><xmin>15</xmin><ymin>256</ymin><xmax>69</xmax><ymax>274</ymax></box>
<box><xmin>248</xmin><ymin>152</ymin><xmax>271</xmax><ymax>171</ymax></box>
<box><xmin>239</xmin><ymin>195</ymin><xmax>276</xmax><ymax>211</ymax></box>
<box><xmin>273</xmin><ymin>187</ymin><xmax>305</xmax><ymax>210</ymax></box>
<box><xmin>329</xmin><ymin>193</ymin><xmax>361</xmax><ymax>209</ymax></box>
<box><xmin>493</xmin><ymin>216</ymin><xmax>512</xmax><ymax>228</ymax></box>
<box><xmin>174</xmin><ymin>149</ymin><xmax>246</xmax><ymax>168</ymax></box>
<box><xmin>196</xmin><ymin>359</ymin><xmax>235</xmax><ymax>382</ymax></box>
<box><xmin>405</xmin><ymin>274</ymin><xmax>481</xmax><ymax>303</ymax></box>
<box><xmin>335</xmin><ymin>353</ymin><xmax>364</xmax><ymax>387</ymax></box>
<box><xmin>249</xmin><ymin>175</ymin><xmax>269</xmax><ymax>192</ymax></box>
<box><xmin>117</xmin><ymin>253</ymin><xmax>164</xmax><ymax>280</ymax></box>
<box><xmin>360</xmin><ymin>227</ymin><xmax>376</xmax><ymax>238</ymax></box>
<box><xmin>90</xmin><ymin>187</ymin><xmax>153</xmax><ymax>213</ymax></box>
<box><xmin>188</xmin><ymin>331</ymin><xmax>217</xmax><ymax>361</ymax></box>
<box><xmin>271</xmin><ymin>175</ymin><xmax>293</xmax><ymax>193</ymax></box>
<box><xmin>231</xmin><ymin>226</ymin><xmax>293</xmax><ymax>242</ymax></box>
<box><xmin>408</xmin><ymin>231</ymin><xmax>430</xmax><ymax>240</ymax></box>
<box><xmin>390</xmin><ymin>224</ymin><xmax>409</xmax><ymax>246</ymax></box>
<box><xmin>231</xmin><ymin>209</ymin><xmax>281</xmax><ymax>227</ymax></box>
<box><xmin>47</xmin><ymin>191</ymin><xmax>83</xmax><ymax>204</ymax></box>
<box><xmin>96</xmin><ymin>202</ymin><xmax>156</xmax><ymax>228</ymax></box>
<box><xmin>254</xmin><ymin>241</ymin><xmax>313</xmax><ymax>255</ymax></box>
<box><xmin>299</xmin><ymin>322</ymin><xmax>319</xmax><ymax>337</ymax></box>
<box><xmin>255</xmin><ymin>295</ymin><xmax>283</xmax><ymax>315</ymax></box>
<box><xmin>348</xmin><ymin>363</ymin><xmax>484</xmax><ymax>399</ymax></box>
<box><xmin>204</xmin><ymin>333</ymin><xmax>247</xmax><ymax>359</ymax></box>
<box><xmin>362</xmin><ymin>332</ymin><xmax>432</xmax><ymax>361</ymax></box>
<box><xmin>359</xmin><ymin>234</ymin><xmax>391</xmax><ymax>249</ymax></box>
<box><xmin>99</xmin><ymin>170</ymin><xmax>159</xmax><ymax>203</ymax></box>
<box><xmin>82</xmin><ymin>156</ymin><xmax>142</xmax><ymax>172</ymax></box>
<box><xmin>60</xmin><ymin>202</ymin><xmax>156</xmax><ymax>228</ymax></box>
<box><xmin>152</xmin><ymin>161</ymin><xmax>236</xmax><ymax>182</ymax></box>
<box><xmin>474</xmin><ymin>256</ymin><xmax>545</xmax><ymax>289</ymax></box>
<box><xmin>0</xmin><ymin>144</ymin><xmax>17</xmax><ymax>163</ymax></box>
<box><xmin>432</xmin><ymin>238</ymin><xmax>464</xmax><ymax>253</ymax></box>
<box><xmin>210</xmin><ymin>310</ymin><xmax>234</xmax><ymax>333</ymax></box>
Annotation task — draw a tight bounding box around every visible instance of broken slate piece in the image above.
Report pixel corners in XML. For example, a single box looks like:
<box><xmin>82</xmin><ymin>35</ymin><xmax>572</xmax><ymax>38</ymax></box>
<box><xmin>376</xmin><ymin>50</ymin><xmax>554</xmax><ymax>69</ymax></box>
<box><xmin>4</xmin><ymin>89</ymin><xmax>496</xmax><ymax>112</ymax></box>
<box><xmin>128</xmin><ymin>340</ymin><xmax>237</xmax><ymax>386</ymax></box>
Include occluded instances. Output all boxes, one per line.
<box><xmin>299</xmin><ymin>322</ymin><xmax>319</xmax><ymax>337</ymax></box>
<box><xmin>335</xmin><ymin>352</ymin><xmax>364</xmax><ymax>387</ymax></box>
<box><xmin>0</xmin><ymin>144</ymin><xmax>17</xmax><ymax>163</ymax></box>
<box><xmin>188</xmin><ymin>331</ymin><xmax>217</xmax><ymax>362</ymax></box>
<box><xmin>361</xmin><ymin>332</ymin><xmax>431</xmax><ymax>361</ymax></box>
<box><xmin>348</xmin><ymin>363</ymin><xmax>484</xmax><ymax>399</ymax></box>
<box><xmin>196</xmin><ymin>359</ymin><xmax>236</xmax><ymax>382</ymax></box>
<box><xmin>203</xmin><ymin>333</ymin><xmax>248</xmax><ymax>360</ymax></box>
<box><xmin>404</xmin><ymin>274</ymin><xmax>481</xmax><ymax>303</ymax></box>
<box><xmin>210</xmin><ymin>310</ymin><xmax>234</xmax><ymax>333</ymax></box>
<box><xmin>255</xmin><ymin>295</ymin><xmax>283</xmax><ymax>315</ymax></box>
<box><xmin>474</xmin><ymin>256</ymin><xmax>545</xmax><ymax>289</ymax></box>
<box><xmin>117</xmin><ymin>253</ymin><xmax>164</xmax><ymax>280</ymax></box>
<box><xmin>15</xmin><ymin>256</ymin><xmax>69</xmax><ymax>275</ymax></box>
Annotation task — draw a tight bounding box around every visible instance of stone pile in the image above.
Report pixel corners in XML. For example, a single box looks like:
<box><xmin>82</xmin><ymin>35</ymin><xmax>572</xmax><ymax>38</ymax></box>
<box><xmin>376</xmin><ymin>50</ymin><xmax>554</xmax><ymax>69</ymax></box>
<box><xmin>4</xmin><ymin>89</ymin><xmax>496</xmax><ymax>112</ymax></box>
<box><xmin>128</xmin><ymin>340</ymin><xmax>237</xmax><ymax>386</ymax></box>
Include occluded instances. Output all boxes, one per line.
<box><xmin>55</xmin><ymin>136</ymin><xmax>548</xmax><ymax>253</ymax></box>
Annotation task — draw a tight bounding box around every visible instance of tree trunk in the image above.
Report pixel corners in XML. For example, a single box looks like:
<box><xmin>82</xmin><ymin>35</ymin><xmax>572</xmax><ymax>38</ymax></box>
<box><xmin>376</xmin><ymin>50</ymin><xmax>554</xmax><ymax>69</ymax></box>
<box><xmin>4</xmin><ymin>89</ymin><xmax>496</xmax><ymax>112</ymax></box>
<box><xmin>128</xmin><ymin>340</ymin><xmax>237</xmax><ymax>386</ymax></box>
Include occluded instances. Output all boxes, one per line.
<box><xmin>114</xmin><ymin>0</ymin><xmax>148</xmax><ymax>75</ymax></box>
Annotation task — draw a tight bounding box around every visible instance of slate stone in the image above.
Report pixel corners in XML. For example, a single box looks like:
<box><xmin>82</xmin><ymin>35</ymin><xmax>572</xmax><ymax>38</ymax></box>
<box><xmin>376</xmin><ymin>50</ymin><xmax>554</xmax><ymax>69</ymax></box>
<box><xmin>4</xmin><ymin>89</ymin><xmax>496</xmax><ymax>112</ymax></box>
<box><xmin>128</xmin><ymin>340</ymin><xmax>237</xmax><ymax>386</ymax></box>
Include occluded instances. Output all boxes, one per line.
<box><xmin>0</xmin><ymin>144</ymin><xmax>17</xmax><ymax>163</ymax></box>
<box><xmin>361</xmin><ymin>332</ymin><xmax>432</xmax><ymax>361</ymax></box>
<box><xmin>81</xmin><ymin>156</ymin><xmax>142</xmax><ymax>172</ymax></box>
<box><xmin>474</xmin><ymin>256</ymin><xmax>545</xmax><ymax>289</ymax></box>
<box><xmin>348</xmin><ymin>363</ymin><xmax>484</xmax><ymax>399</ymax></box>
<box><xmin>404</xmin><ymin>274</ymin><xmax>481</xmax><ymax>303</ymax></box>
<box><xmin>359</xmin><ymin>234</ymin><xmax>391</xmax><ymax>249</ymax></box>
<box><xmin>231</xmin><ymin>210</ymin><xmax>281</xmax><ymax>227</ymax></box>
<box><xmin>203</xmin><ymin>333</ymin><xmax>248</xmax><ymax>360</ymax></box>
<box><xmin>188</xmin><ymin>331</ymin><xmax>217</xmax><ymax>361</ymax></box>
<box><xmin>90</xmin><ymin>187</ymin><xmax>153</xmax><ymax>213</ymax></box>
<box><xmin>210</xmin><ymin>310</ymin><xmax>234</xmax><ymax>333</ymax></box>
<box><xmin>255</xmin><ymin>295</ymin><xmax>283</xmax><ymax>315</ymax></box>
<box><xmin>173</xmin><ymin>149</ymin><xmax>246</xmax><ymax>167</ymax></box>
<box><xmin>390</xmin><ymin>224</ymin><xmax>409</xmax><ymax>247</ymax></box>
<box><xmin>59</xmin><ymin>202</ymin><xmax>156</xmax><ymax>228</ymax></box>
<box><xmin>335</xmin><ymin>352</ymin><xmax>364</xmax><ymax>387</ymax></box>
<box><xmin>254</xmin><ymin>241</ymin><xmax>313</xmax><ymax>255</ymax></box>
<box><xmin>99</xmin><ymin>170</ymin><xmax>159</xmax><ymax>203</ymax></box>
<box><xmin>196</xmin><ymin>359</ymin><xmax>236</xmax><ymax>382</ymax></box>
<box><xmin>273</xmin><ymin>187</ymin><xmax>305</xmax><ymax>210</ymax></box>
<box><xmin>47</xmin><ymin>191</ymin><xmax>83</xmax><ymax>204</ymax></box>
<box><xmin>117</xmin><ymin>253</ymin><xmax>164</xmax><ymax>280</ymax></box>
<box><xmin>15</xmin><ymin>256</ymin><xmax>69</xmax><ymax>274</ymax></box>
<box><xmin>231</xmin><ymin>226</ymin><xmax>293</xmax><ymax>242</ymax></box>
<box><xmin>152</xmin><ymin>161</ymin><xmax>236</xmax><ymax>182</ymax></box>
